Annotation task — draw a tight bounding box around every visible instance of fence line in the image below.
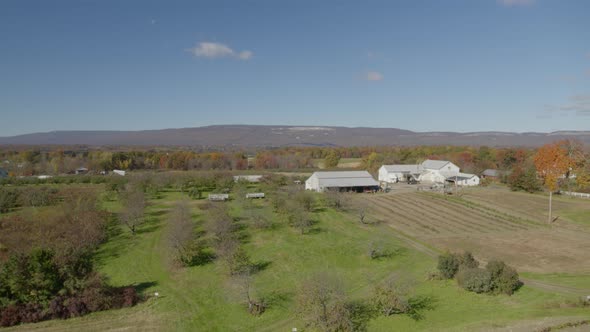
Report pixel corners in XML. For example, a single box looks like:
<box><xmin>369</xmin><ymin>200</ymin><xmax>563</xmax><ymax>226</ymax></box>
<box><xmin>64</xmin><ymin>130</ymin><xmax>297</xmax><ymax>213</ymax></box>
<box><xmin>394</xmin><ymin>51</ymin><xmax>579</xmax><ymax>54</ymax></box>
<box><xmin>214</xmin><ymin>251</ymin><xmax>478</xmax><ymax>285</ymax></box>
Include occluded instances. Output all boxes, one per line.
<box><xmin>561</xmin><ymin>191</ymin><xmax>590</xmax><ymax>199</ymax></box>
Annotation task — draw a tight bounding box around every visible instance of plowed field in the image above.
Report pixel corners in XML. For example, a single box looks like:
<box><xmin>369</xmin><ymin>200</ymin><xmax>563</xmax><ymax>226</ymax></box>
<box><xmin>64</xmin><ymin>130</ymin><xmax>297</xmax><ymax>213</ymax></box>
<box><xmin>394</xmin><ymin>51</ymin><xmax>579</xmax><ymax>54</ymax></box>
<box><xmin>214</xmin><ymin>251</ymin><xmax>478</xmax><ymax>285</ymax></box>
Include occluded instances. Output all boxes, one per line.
<box><xmin>362</xmin><ymin>191</ymin><xmax>590</xmax><ymax>273</ymax></box>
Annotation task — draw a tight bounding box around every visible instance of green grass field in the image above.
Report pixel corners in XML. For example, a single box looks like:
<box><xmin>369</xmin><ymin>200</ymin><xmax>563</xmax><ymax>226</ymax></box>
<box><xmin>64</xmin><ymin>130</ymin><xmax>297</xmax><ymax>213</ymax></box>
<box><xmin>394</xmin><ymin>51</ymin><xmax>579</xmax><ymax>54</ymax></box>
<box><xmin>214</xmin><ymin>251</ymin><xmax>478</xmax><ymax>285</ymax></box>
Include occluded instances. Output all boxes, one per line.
<box><xmin>312</xmin><ymin>158</ymin><xmax>362</xmax><ymax>169</ymax></box>
<box><xmin>6</xmin><ymin>187</ymin><xmax>590</xmax><ymax>331</ymax></box>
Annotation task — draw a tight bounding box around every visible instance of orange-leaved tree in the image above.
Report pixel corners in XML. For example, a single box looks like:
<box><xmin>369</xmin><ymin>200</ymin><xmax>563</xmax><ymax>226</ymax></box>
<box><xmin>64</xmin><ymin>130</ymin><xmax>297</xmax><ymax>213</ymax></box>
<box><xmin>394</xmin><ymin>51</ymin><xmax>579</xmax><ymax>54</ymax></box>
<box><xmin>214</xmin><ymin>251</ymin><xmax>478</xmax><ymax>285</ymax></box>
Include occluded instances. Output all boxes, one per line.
<box><xmin>533</xmin><ymin>142</ymin><xmax>570</xmax><ymax>223</ymax></box>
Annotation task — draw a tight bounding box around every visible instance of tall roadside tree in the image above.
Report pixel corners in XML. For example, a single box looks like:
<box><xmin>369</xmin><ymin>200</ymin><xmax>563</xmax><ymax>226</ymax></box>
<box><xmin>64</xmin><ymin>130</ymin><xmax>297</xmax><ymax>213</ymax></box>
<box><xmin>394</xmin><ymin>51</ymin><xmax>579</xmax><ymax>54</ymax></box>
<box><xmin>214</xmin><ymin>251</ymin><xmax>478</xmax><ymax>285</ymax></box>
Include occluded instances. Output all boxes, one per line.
<box><xmin>534</xmin><ymin>143</ymin><xmax>570</xmax><ymax>224</ymax></box>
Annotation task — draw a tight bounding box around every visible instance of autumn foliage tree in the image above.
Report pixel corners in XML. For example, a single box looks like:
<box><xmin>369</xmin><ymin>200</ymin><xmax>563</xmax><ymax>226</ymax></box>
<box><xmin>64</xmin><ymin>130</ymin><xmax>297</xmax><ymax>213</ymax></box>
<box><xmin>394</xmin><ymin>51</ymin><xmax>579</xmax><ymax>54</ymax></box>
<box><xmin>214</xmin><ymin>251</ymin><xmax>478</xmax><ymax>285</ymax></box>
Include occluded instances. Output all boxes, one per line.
<box><xmin>557</xmin><ymin>139</ymin><xmax>588</xmax><ymax>192</ymax></box>
<box><xmin>323</xmin><ymin>150</ymin><xmax>341</xmax><ymax>168</ymax></box>
<box><xmin>534</xmin><ymin>142</ymin><xmax>571</xmax><ymax>223</ymax></box>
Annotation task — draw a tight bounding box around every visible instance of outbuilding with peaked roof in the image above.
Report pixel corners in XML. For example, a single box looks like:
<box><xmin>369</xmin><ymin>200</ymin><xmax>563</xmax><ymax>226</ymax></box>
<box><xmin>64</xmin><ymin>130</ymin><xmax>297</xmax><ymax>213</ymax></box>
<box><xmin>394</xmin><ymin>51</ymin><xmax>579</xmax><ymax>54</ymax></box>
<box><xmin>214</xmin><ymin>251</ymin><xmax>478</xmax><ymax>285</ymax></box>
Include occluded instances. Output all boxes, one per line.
<box><xmin>482</xmin><ymin>169</ymin><xmax>500</xmax><ymax>178</ymax></box>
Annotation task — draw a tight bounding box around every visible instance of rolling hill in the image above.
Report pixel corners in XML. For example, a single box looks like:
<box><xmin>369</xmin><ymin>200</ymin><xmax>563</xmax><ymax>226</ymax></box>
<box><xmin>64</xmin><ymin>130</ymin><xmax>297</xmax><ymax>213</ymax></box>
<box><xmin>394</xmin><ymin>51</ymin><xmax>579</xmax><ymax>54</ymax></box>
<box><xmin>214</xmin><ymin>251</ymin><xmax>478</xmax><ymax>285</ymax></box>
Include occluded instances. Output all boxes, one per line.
<box><xmin>1</xmin><ymin>125</ymin><xmax>589</xmax><ymax>147</ymax></box>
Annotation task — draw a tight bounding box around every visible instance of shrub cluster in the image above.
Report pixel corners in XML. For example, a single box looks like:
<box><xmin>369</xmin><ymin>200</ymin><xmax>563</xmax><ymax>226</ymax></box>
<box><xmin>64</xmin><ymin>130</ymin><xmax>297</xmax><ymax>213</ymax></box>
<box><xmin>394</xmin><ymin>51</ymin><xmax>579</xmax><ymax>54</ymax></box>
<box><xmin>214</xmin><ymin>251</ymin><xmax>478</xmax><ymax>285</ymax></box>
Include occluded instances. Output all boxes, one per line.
<box><xmin>0</xmin><ymin>175</ymin><xmax>109</xmax><ymax>186</ymax></box>
<box><xmin>437</xmin><ymin>252</ymin><xmax>521</xmax><ymax>295</ymax></box>
<box><xmin>0</xmin><ymin>186</ymin><xmax>60</xmax><ymax>212</ymax></box>
<box><xmin>0</xmin><ymin>191</ymin><xmax>108</xmax><ymax>261</ymax></box>
<box><xmin>436</xmin><ymin>251</ymin><xmax>478</xmax><ymax>279</ymax></box>
<box><xmin>0</xmin><ymin>249</ymin><xmax>138</xmax><ymax>327</ymax></box>
<box><xmin>508</xmin><ymin>166</ymin><xmax>542</xmax><ymax>193</ymax></box>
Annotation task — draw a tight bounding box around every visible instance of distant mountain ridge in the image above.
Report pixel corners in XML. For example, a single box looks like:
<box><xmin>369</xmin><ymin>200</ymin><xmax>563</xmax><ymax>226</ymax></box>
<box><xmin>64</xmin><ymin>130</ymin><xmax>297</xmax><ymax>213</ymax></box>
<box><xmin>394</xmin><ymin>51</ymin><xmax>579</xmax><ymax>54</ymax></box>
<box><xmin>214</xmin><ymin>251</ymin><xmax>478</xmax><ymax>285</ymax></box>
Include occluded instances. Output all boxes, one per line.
<box><xmin>1</xmin><ymin>125</ymin><xmax>589</xmax><ymax>147</ymax></box>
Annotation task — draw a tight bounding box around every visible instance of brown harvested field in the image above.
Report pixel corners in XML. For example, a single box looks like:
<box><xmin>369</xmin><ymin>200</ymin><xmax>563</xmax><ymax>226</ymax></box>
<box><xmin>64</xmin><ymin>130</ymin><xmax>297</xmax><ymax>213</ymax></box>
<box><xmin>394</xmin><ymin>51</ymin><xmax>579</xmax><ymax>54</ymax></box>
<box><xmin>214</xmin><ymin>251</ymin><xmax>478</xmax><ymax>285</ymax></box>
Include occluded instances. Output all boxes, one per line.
<box><xmin>361</xmin><ymin>189</ymin><xmax>590</xmax><ymax>274</ymax></box>
<box><xmin>461</xmin><ymin>186</ymin><xmax>590</xmax><ymax>225</ymax></box>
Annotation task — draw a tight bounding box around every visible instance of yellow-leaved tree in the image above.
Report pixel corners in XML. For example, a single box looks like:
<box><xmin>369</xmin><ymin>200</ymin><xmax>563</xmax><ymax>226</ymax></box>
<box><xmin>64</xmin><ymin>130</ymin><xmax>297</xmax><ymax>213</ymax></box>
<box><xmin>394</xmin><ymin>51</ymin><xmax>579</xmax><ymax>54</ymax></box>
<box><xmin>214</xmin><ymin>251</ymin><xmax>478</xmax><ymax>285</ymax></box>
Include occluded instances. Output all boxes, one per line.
<box><xmin>533</xmin><ymin>142</ymin><xmax>571</xmax><ymax>224</ymax></box>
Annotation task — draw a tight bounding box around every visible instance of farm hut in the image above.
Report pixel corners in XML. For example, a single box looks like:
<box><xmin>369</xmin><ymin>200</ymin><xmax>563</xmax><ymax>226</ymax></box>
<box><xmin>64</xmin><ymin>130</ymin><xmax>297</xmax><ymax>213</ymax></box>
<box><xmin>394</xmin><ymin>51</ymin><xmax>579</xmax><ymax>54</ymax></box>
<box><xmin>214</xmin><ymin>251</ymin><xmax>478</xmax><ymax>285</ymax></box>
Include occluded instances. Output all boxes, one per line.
<box><xmin>444</xmin><ymin>173</ymin><xmax>480</xmax><ymax>186</ymax></box>
<box><xmin>305</xmin><ymin>171</ymin><xmax>379</xmax><ymax>193</ymax></box>
<box><xmin>378</xmin><ymin>165</ymin><xmax>423</xmax><ymax>183</ymax></box>
<box><xmin>75</xmin><ymin>167</ymin><xmax>89</xmax><ymax>175</ymax></box>
<box><xmin>209</xmin><ymin>193</ymin><xmax>229</xmax><ymax>201</ymax></box>
<box><xmin>246</xmin><ymin>193</ymin><xmax>265</xmax><ymax>199</ymax></box>
<box><xmin>482</xmin><ymin>169</ymin><xmax>500</xmax><ymax>179</ymax></box>
<box><xmin>233</xmin><ymin>175</ymin><xmax>264</xmax><ymax>183</ymax></box>
<box><xmin>113</xmin><ymin>170</ymin><xmax>126</xmax><ymax>176</ymax></box>
<box><xmin>0</xmin><ymin>168</ymin><xmax>8</xmax><ymax>178</ymax></box>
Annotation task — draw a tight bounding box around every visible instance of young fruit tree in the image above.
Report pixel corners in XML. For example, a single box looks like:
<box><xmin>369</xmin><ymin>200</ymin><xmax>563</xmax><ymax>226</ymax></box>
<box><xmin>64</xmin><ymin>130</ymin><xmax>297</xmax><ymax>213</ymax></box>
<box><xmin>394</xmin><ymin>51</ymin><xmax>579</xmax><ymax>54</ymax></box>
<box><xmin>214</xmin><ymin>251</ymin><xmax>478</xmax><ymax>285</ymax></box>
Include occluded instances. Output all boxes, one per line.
<box><xmin>533</xmin><ymin>143</ymin><xmax>571</xmax><ymax>224</ymax></box>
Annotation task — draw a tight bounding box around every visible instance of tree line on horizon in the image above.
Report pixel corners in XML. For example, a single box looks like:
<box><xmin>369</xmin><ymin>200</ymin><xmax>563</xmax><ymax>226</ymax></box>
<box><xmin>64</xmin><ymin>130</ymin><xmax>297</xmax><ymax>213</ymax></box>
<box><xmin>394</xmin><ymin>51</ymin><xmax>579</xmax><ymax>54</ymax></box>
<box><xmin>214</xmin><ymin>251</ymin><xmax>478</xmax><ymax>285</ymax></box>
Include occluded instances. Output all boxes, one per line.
<box><xmin>0</xmin><ymin>141</ymin><xmax>588</xmax><ymax>193</ymax></box>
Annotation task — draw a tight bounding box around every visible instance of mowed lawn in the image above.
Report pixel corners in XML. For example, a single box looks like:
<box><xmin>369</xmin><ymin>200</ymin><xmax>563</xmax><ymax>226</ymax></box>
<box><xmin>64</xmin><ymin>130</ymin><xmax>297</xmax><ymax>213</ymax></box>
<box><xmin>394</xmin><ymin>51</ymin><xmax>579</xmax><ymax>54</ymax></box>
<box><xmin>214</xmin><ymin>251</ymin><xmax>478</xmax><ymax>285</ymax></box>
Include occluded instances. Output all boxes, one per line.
<box><xmin>312</xmin><ymin>158</ymin><xmax>362</xmax><ymax>169</ymax></box>
<box><xmin>7</xmin><ymin>189</ymin><xmax>590</xmax><ymax>331</ymax></box>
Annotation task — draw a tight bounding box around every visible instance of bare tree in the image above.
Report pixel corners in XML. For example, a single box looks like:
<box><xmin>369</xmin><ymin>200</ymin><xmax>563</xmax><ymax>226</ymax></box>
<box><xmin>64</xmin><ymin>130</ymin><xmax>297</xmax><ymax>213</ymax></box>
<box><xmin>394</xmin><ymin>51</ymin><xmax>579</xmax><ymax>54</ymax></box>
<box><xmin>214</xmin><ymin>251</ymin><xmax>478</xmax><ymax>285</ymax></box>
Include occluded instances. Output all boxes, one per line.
<box><xmin>233</xmin><ymin>270</ymin><xmax>267</xmax><ymax>316</ymax></box>
<box><xmin>371</xmin><ymin>275</ymin><xmax>411</xmax><ymax>316</ymax></box>
<box><xmin>206</xmin><ymin>203</ymin><xmax>236</xmax><ymax>246</ymax></box>
<box><xmin>120</xmin><ymin>186</ymin><xmax>146</xmax><ymax>235</ymax></box>
<box><xmin>297</xmin><ymin>272</ymin><xmax>353</xmax><ymax>332</ymax></box>
<box><xmin>205</xmin><ymin>203</ymin><xmax>244</xmax><ymax>269</ymax></box>
<box><xmin>167</xmin><ymin>200</ymin><xmax>195</xmax><ymax>265</ymax></box>
<box><xmin>295</xmin><ymin>190</ymin><xmax>315</xmax><ymax>212</ymax></box>
<box><xmin>225</xmin><ymin>246</ymin><xmax>253</xmax><ymax>276</ymax></box>
<box><xmin>247</xmin><ymin>208</ymin><xmax>272</xmax><ymax>229</ymax></box>
<box><xmin>324</xmin><ymin>190</ymin><xmax>350</xmax><ymax>211</ymax></box>
<box><xmin>354</xmin><ymin>200</ymin><xmax>369</xmax><ymax>224</ymax></box>
<box><xmin>288</xmin><ymin>206</ymin><xmax>313</xmax><ymax>234</ymax></box>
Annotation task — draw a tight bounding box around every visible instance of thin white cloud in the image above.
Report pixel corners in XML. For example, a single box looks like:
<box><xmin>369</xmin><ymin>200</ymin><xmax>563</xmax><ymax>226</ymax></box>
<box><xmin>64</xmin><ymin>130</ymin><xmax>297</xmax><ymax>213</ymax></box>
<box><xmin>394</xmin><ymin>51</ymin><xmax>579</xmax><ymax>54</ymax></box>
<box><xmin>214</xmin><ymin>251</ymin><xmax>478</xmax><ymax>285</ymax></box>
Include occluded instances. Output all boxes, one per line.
<box><xmin>187</xmin><ymin>42</ymin><xmax>253</xmax><ymax>60</ymax></box>
<box><xmin>237</xmin><ymin>50</ymin><xmax>253</xmax><ymax>60</ymax></box>
<box><xmin>497</xmin><ymin>0</ymin><xmax>535</xmax><ymax>6</ymax></box>
<box><xmin>558</xmin><ymin>75</ymin><xmax>577</xmax><ymax>83</ymax></box>
<box><xmin>542</xmin><ymin>94</ymin><xmax>590</xmax><ymax>118</ymax></box>
<box><xmin>365</xmin><ymin>71</ymin><xmax>384</xmax><ymax>81</ymax></box>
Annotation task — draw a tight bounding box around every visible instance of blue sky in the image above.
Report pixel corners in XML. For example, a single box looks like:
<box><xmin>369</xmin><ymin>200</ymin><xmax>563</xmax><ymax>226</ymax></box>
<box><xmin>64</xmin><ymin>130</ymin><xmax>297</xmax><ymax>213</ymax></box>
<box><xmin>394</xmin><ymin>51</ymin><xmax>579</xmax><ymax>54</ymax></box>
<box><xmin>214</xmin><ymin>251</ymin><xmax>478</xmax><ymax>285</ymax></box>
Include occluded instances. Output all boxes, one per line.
<box><xmin>1</xmin><ymin>0</ymin><xmax>589</xmax><ymax>136</ymax></box>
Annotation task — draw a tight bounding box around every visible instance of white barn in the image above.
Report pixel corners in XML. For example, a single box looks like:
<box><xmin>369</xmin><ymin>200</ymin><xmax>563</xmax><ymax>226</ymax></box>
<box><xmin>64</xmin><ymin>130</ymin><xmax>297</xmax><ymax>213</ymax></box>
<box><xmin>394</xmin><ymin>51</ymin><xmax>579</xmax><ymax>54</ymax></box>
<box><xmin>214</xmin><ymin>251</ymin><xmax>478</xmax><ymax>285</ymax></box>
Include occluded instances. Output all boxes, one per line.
<box><xmin>305</xmin><ymin>171</ymin><xmax>380</xmax><ymax>192</ymax></box>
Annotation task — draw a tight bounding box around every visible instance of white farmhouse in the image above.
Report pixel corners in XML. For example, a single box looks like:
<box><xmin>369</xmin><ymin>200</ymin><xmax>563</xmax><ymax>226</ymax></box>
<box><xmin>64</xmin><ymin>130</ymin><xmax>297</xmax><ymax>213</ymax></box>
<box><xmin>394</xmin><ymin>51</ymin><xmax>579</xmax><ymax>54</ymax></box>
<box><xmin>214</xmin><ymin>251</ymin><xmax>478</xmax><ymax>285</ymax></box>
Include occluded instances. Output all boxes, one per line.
<box><xmin>305</xmin><ymin>171</ymin><xmax>380</xmax><ymax>192</ymax></box>
<box><xmin>378</xmin><ymin>165</ymin><xmax>423</xmax><ymax>183</ymax></box>
<box><xmin>445</xmin><ymin>173</ymin><xmax>480</xmax><ymax>186</ymax></box>
<box><xmin>420</xmin><ymin>160</ymin><xmax>460</xmax><ymax>183</ymax></box>
<box><xmin>379</xmin><ymin>159</ymin><xmax>480</xmax><ymax>186</ymax></box>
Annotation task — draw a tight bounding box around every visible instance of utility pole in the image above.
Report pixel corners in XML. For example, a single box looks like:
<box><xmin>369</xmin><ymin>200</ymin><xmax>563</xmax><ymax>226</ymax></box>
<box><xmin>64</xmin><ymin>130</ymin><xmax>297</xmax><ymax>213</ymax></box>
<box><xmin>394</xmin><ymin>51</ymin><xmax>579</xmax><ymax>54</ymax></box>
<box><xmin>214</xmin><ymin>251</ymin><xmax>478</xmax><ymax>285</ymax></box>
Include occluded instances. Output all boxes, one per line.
<box><xmin>548</xmin><ymin>189</ymin><xmax>553</xmax><ymax>224</ymax></box>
